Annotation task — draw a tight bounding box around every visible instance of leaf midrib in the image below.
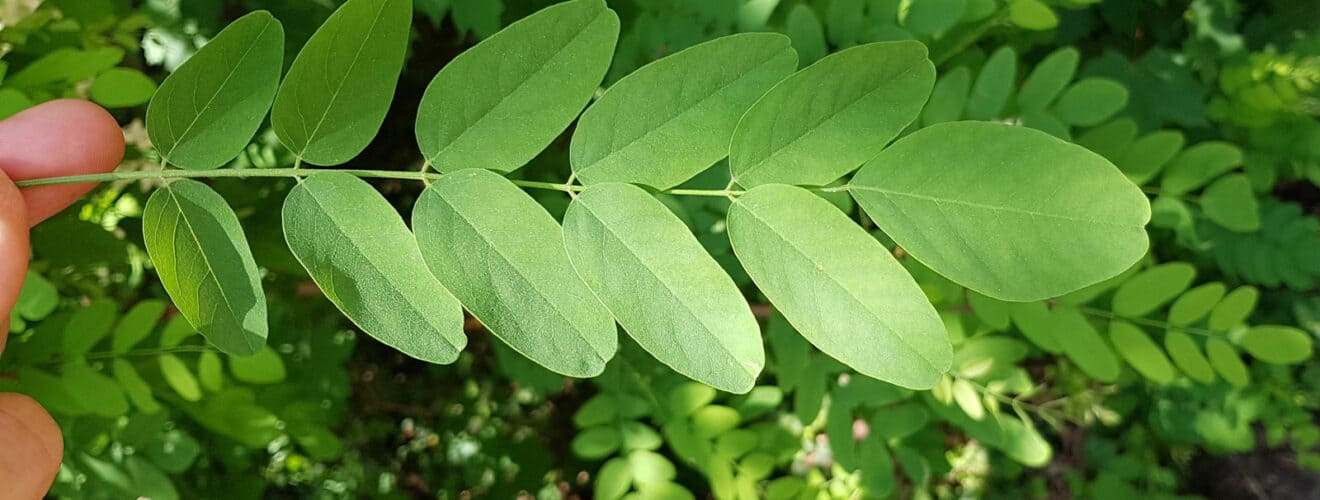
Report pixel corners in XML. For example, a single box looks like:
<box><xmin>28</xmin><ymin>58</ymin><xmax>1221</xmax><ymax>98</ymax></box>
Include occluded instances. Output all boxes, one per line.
<box><xmin>731</xmin><ymin>197</ymin><xmax>939</xmax><ymax>371</ymax></box>
<box><xmin>847</xmin><ymin>185</ymin><xmax>1144</xmax><ymax>227</ymax></box>
<box><xmin>575</xmin><ymin>197</ymin><xmax>754</xmax><ymax>376</ymax></box>
<box><xmin>426</xmin><ymin>189</ymin><xmax>610</xmax><ymax>363</ymax></box>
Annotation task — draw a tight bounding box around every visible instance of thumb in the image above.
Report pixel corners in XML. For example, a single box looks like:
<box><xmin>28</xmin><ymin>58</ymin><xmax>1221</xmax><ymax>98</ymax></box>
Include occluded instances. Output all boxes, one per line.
<box><xmin>0</xmin><ymin>393</ymin><xmax>63</xmax><ymax>500</ymax></box>
<box><xmin>0</xmin><ymin>168</ymin><xmax>27</xmax><ymax>354</ymax></box>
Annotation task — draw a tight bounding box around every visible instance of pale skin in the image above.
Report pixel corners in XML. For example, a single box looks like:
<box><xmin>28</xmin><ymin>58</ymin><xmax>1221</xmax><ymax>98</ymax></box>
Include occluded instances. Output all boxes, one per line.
<box><xmin>0</xmin><ymin>100</ymin><xmax>126</xmax><ymax>499</ymax></box>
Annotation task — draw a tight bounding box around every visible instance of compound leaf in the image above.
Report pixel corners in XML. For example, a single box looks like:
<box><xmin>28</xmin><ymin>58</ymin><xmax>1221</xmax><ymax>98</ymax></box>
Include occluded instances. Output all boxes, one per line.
<box><xmin>563</xmin><ymin>183</ymin><xmax>763</xmax><ymax>393</ymax></box>
<box><xmin>418</xmin><ymin>0</ymin><xmax>618</xmax><ymax>173</ymax></box>
<box><xmin>283</xmin><ymin>172</ymin><xmax>465</xmax><ymax>363</ymax></box>
<box><xmin>273</xmin><ymin>0</ymin><xmax>411</xmax><ymax>165</ymax></box>
<box><xmin>965</xmin><ymin>46</ymin><xmax>1015</xmax><ymax>120</ymax></box>
<box><xmin>147</xmin><ymin>11</ymin><xmax>283</xmax><ymax>170</ymax></box>
<box><xmin>729</xmin><ymin>41</ymin><xmax>935</xmax><ymax>187</ymax></box>
<box><xmin>571</xmin><ymin>33</ymin><xmax>796</xmax><ymax>190</ymax></box>
<box><xmin>727</xmin><ymin>184</ymin><xmax>950</xmax><ymax>389</ymax></box>
<box><xmin>413</xmin><ymin>169</ymin><xmax>616</xmax><ymax>377</ymax></box>
<box><xmin>143</xmin><ymin>180</ymin><xmax>267</xmax><ymax>356</ymax></box>
<box><xmin>850</xmin><ymin>121</ymin><xmax>1150</xmax><ymax>302</ymax></box>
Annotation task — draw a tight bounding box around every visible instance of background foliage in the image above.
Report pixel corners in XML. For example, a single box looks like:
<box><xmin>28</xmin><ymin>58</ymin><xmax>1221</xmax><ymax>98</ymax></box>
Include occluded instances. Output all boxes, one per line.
<box><xmin>2</xmin><ymin>0</ymin><xmax>1319</xmax><ymax>498</ymax></box>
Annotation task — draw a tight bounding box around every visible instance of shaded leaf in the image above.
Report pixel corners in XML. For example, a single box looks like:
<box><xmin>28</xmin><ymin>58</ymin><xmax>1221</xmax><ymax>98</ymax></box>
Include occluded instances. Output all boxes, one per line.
<box><xmin>283</xmin><ymin>173</ymin><xmax>465</xmax><ymax>363</ymax></box>
<box><xmin>144</xmin><ymin>180</ymin><xmax>267</xmax><ymax>356</ymax></box>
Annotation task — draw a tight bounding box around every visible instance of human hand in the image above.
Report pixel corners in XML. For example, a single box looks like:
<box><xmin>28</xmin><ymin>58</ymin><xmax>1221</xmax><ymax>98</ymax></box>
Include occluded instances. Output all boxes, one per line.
<box><xmin>0</xmin><ymin>100</ymin><xmax>126</xmax><ymax>499</ymax></box>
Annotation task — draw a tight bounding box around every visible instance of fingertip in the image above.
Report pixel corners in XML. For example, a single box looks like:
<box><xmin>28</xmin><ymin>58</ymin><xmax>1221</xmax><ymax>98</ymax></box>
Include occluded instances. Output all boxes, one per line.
<box><xmin>0</xmin><ymin>169</ymin><xmax>28</xmax><ymax>352</ymax></box>
<box><xmin>0</xmin><ymin>99</ymin><xmax>125</xmax><ymax>225</ymax></box>
<box><xmin>0</xmin><ymin>392</ymin><xmax>63</xmax><ymax>499</ymax></box>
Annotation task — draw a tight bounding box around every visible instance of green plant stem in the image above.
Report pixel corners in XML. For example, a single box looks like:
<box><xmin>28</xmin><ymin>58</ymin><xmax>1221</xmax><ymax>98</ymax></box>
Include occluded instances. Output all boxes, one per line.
<box><xmin>1075</xmin><ymin>305</ymin><xmax>1222</xmax><ymax>339</ymax></box>
<box><xmin>13</xmin><ymin>168</ymin><xmax>750</xmax><ymax>198</ymax></box>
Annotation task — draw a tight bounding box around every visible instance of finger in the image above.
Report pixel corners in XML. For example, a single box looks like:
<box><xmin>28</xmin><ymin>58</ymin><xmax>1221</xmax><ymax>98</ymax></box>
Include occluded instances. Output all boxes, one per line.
<box><xmin>0</xmin><ymin>168</ymin><xmax>28</xmax><ymax>353</ymax></box>
<box><xmin>0</xmin><ymin>393</ymin><xmax>63</xmax><ymax>500</ymax></box>
<box><xmin>0</xmin><ymin>99</ymin><xmax>124</xmax><ymax>226</ymax></box>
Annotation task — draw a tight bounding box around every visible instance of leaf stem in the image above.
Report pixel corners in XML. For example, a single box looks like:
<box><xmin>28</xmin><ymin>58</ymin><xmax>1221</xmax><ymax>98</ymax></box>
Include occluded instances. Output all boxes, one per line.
<box><xmin>13</xmin><ymin>168</ymin><xmax>743</xmax><ymax>198</ymax></box>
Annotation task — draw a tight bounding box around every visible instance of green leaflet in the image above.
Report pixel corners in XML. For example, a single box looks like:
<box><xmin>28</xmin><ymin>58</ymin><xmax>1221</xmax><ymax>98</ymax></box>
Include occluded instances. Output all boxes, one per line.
<box><xmin>63</xmin><ymin>299</ymin><xmax>118</xmax><ymax>356</ymax></box>
<box><xmin>1016</xmin><ymin>47</ymin><xmax>1078</xmax><ymax>112</ymax></box>
<box><xmin>272</xmin><ymin>0</ymin><xmax>411</xmax><ymax>166</ymax></box>
<box><xmin>1205</xmin><ymin>338</ymin><xmax>1250</xmax><ymax>387</ymax></box>
<box><xmin>729</xmin><ymin>41</ymin><xmax>935</xmax><ymax>188</ymax></box>
<box><xmin>850</xmin><ymin>122</ymin><xmax>1150</xmax><ymax>302</ymax></box>
<box><xmin>1240</xmin><ymin>325</ymin><xmax>1313</xmax><ymax>364</ymax></box>
<box><xmin>1110</xmin><ymin>321</ymin><xmax>1176</xmax><ymax>383</ymax></box>
<box><xmin>1160</xmin><ymin>141</ymin><xmax>1244</xmax><ymax>195</ymax></box>
<box><xmin>1199</xmin><ymin>174</ymin><xmax>1260</xmax><ymax>232</ymax></box>
<box><xmin>143</xmin><ymin>180</ymin><xmax>267</xmax><ymax>356</ymax></box>
<box><xmin>229</xmin><ymin>346</ymin><xmax>286</xmax><ymax>383</ymax></box>
<box><xmin>146</xmin><ymin>11</ymin><xmax>283</xmax><ymax>170</ymax></box>
<box><xmin>921</xmin><ymin>66</ymin><xmax>971</xmax><ymax>126</ymax></box>
<box><xmin>1051</xmin><ymin>78</ymin><xmax>1129</xmax><ymax>127</ymax></box>
<box><xmin>160</xmin><ymin>354</ymin><xmax>202</xmax><ymax>401</ymax></box>
<box><xmin>965</xmin><ymin>46</ymin><xmax>1015</xmax><ymax>121</ymax></box>
<box><xmin>1208</xmin><ymin>286</ymin><xmax>1258</xmax><ymax>331</ymax></box>
<box><xmin>1164</xmin><ymin>329</ymin><xmax>1215</xmax><ymax>383</ymax></box>
<box><xmin>1167</xmin><ymin>282</ymin><xmax>1226</xmax><ymax>326</ymax></box>
<box><xmin>571</xmin><ymin>33</ymin><xmax>797</xmax><ymax>190</ymax></box>
<box><xmin>1111</xmin><ymin>263</ymin><xmax>1196</xmax><ymax>317</ymax></box>
<box><xmin>563</xmin><ymin>183</ymin><xmax>763</xmax><ymax>393</ymax></box>
<box><xmin>784</xmin><ymin>5</ymin><xmax>827</xmax><ymax>67</ymax></box>
<box><xmin>1117</xmin><ymin>130</ymin><xmax>1184</xmax><ymax>184</ymax></box>
<box><xmin>91</xmin><ymin>68</ymin><xmax>156</xmax><ymax>108</ymax></box>
<box><xmin>1050</xmin><ymin>306</ymin><xmax>1120</xmax><ymax>382</ymax></box>
<box><xmin>417</xmin><ymin>0</ymin><xmax>618</xmax><ymax>173</ymax></box>
<box><xmin>113</xmin><ymin>360</ymin><xmax>162</xmax><ymax>413</ymax></box>
<box><xmin>412</xmin><ymin>169</ymin><xmax>616</xmax><ymax>377</ymax></box>
<box><xmin>63</xmin><ymin>361</ymin><xmax>129</xmax><ymax>418</ymax></box>
<box><xmin>726</xmin><ymin>184</ymin><xmax>950</xmax><ymax>389</ymax></box>
<box><xmin>283</xmin><ymin>172</ymin><xmax>465</xmax><ymax>363</ymax></box>
<box><xmin>111</xmin><ymin>300</ymin><xmax>167</xmax><ymax>353</ymax></box>
<box><xmin>1008</xmin><ymin>0</ymin><xmax>1058</xmax><ymax>30</ymax></box>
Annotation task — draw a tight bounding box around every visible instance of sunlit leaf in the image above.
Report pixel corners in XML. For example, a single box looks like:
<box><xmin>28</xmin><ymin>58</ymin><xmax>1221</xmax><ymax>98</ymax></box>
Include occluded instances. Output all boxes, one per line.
<box><xmin>147</xmin><ymin>11</ymin><xmax>283</xmax><ymax>170</ymax></box>
<box><xmin>564</xmin><ymin>183</ymin><xmax>763</xmax><ymax>392</ymax></box>
<box><xmin>850</xmin><ymin>122</ymin><xmax>1150</xmax><ymax>301</ymax></box>
<box><xmin>729</xmin><ymin>41</ymin><xmax>935</xmax><ymax>187</ymax></box>
<box><xmin>417</xmin><ymin>0</ymin><xmax>618</xmax><ymax>173</ymax></box>
<box><xmin>272</xmin><ymin>0</ymin><xmax>411</xmax><ymax>165</ymax></box>
<box><xmin>727</xmin><ymin>185</ymin><xmax>950</xmax><ymax>389</ymax></box>
<box><xmin>413</xmin><ymin>169</ymin><xmax>616</xmax><ymax>377</ymax></box>
<box><xmin>283</xmin><ymin>172</ymin><xmax>465</xmax><ymax>363</ymax></box>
